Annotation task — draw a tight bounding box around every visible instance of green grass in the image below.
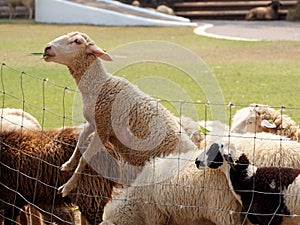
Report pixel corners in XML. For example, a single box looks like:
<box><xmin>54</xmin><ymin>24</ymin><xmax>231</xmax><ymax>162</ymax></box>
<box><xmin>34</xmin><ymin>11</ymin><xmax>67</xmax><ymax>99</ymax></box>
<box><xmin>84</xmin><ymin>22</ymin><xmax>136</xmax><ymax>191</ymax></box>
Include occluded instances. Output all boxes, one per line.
<box><xmin>1</xmin><ymin>20</ymin><xmax>300</xmax><ymax>128</ymax></box>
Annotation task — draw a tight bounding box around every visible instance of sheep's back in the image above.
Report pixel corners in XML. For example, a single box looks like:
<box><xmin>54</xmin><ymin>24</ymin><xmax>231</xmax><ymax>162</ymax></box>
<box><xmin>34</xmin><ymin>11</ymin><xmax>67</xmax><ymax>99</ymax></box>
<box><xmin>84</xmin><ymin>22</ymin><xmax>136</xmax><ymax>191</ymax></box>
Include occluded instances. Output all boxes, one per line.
<box><xmin>230</xmin><ymin>133</ymin><xmax>300</xmax><ymax>168</ymax></box>
<box><xmin>95</xmin><ymin>76</ymin><xmax>187</xmax><ymax>166</ymax></box>
<box><xmin>0</xmin><ymin>128</ymin><xmax>78</xmax><ymax>209</ymax></box>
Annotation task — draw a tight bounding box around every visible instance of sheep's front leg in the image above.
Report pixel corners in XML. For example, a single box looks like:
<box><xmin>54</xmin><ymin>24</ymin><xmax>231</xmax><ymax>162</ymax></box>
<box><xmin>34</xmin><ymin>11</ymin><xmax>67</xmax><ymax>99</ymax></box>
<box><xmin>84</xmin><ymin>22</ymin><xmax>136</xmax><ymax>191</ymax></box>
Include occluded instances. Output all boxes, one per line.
<box><xmin>61</xmin><ymin>123</ymin><xmax>94</xmax><ymax>171</ymax></box>
<box><xmin>58</xmin><ymin>134</ymin><xmax>102</xmax><ymax>197</ymax></box>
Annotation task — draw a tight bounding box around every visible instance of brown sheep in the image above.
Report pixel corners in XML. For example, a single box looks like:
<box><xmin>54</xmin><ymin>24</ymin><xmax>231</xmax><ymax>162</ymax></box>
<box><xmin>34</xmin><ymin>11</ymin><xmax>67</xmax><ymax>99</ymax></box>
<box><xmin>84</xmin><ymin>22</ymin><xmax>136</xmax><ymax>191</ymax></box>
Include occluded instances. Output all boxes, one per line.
<box><xmin>4</xmin><ymin>0</ymin><xmax>34</xmax><ymax>19</ymax></box>
<box><xmin>246</xmin><ymin>0</ymin><xmax>282</xmax><ymax>20</ymax></box>
<box><xmin>0</xmin><ymin>108</ymin><xmax>43</xmax><ymax>225</ymax></box>
<box><xmin>0</xmin><ymin>126</ymin><xmax>120</xmax><ymax>225</ymax></box>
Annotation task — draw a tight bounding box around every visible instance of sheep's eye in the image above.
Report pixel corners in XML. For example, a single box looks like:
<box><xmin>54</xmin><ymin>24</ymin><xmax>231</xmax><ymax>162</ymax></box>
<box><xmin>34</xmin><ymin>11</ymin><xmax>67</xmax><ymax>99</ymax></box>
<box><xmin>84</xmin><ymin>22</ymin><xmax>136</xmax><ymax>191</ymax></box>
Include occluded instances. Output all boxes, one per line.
<box><xmin>246</xmin><ymin>119</ymin><xmax>253</xmax><ymax>124</ymax></box>
<box><xmin>74</xmin><ymin>39</ymin><xmax>82</xmax><ymax>45</ymax></box>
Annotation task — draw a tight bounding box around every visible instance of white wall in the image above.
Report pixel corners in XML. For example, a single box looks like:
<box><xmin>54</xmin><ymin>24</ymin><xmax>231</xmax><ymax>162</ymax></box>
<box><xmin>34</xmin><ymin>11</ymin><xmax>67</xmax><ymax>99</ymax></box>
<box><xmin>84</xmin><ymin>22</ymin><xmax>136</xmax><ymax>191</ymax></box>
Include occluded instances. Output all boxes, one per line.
<box><xmin>35</xmin><ymin>0</ymin><xmax>196</xmax><ymax>26</ymax></box>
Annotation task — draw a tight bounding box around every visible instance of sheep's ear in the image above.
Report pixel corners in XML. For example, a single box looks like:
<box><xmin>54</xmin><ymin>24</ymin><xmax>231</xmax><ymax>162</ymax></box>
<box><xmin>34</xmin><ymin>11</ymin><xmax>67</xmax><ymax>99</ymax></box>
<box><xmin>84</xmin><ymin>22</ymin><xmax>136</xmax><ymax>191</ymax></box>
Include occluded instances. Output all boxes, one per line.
<box><xmin>253</xmin><ymin>108</ymin><xmax>261</xmax><ymax>117</ymax></box>
<box><xmin>195</xmin><ymin>151</ymin><xmax>207</xmax><ymax>169</ymax></box>
<box><xmin>261</xmin><ymin>119</ymin><xmax>276</xmax><ymax>129</ymax></box>
<box><xmin>224</xmin><ymin>154</ymin><xmax>234</xmax><ymax>164</ymax></box>
<box><xmin>86</xmin><ymin>45</ymin><xmax>113</xmax><ymax>61</ymax></box>
<box><xmin>206</xmin><ymin>143</ymin><xmax>224</xmax><ymax>169</ymax></box>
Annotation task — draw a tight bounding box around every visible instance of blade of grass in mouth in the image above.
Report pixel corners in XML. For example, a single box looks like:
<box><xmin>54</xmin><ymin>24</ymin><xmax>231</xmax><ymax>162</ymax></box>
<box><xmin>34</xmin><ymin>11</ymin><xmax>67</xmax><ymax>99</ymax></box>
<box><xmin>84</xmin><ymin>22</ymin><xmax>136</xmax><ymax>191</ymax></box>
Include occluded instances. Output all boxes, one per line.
<box><xmin>29</xmin><ymin>53</ymin><xmax>51</xmax><ymax>59</ymax></box>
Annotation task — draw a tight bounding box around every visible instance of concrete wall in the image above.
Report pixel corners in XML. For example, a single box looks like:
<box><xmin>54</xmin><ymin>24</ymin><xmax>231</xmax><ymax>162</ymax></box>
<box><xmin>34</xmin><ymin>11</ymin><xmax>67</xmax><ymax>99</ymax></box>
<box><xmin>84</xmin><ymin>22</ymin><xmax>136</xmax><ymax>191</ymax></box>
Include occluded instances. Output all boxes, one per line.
<box><xmin>35</xmin><ymin>0</ymin><xmax>196</xmax><ymax>26</ymax></box>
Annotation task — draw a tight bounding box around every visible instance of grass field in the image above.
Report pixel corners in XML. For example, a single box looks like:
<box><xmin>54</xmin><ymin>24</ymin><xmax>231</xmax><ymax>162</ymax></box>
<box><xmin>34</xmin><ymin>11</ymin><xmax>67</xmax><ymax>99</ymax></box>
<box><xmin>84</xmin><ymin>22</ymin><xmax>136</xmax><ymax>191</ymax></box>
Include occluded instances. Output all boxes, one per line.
<box><xmin>1</xmin><ymin>19</ymin><xmax>300</xmax><ymax>128</ymax></box>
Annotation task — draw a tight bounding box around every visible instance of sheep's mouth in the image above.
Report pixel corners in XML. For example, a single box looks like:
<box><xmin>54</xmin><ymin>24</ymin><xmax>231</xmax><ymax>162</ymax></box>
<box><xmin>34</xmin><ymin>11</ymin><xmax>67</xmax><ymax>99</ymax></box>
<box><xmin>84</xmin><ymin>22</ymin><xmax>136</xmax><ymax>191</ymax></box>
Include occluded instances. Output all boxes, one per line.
<box><xmin>43</xmin><ymin>53</ymin><xmax>54</xmax><ymax>61</ymax></box>
<box><xmin>30</xmin><ymin>52</ymin><xmax>54</xmax><ymax>60</ymax></box>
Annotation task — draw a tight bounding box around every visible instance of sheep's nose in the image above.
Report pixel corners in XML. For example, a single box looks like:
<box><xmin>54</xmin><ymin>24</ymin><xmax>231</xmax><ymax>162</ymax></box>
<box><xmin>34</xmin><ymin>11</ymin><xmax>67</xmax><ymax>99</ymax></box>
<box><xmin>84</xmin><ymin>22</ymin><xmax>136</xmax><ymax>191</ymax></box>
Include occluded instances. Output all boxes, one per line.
<box><xmin>195</xmin><ymin>158</ymin><xmax>205</xmax><ymax>169</ymax></box>
<box><xmin>195</xmin><ymin>159</ymin><xmax>200</xmax><ymax>168</ymax></box>
<box><xmin>44</xmin><ymin>45</ymin><xmax>51</xmax><ymax>52</ymax></box>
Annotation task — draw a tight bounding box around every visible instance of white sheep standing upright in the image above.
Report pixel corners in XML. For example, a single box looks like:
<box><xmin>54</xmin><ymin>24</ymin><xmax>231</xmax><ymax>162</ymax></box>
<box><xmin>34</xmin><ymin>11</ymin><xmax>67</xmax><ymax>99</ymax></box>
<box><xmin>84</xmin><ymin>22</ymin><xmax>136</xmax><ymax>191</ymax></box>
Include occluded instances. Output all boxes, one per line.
<box><xmin>43</xmin><ymin>31</ymin><xmax>198</xmax><ymax>197</ymax></box>
<box><xmin>101</xmin><ymin>127</ymin><xmax>300</xmax><ymax>225</ymax></box>
<box><xmin>231</xmin><ymin>104</ymin><xmax>300</xmax><ymax>141</ymax></box>
<box><xmin>196</xmin><ymin>142</ymin><xmax>300</xmax><ymax>225</ymax></box>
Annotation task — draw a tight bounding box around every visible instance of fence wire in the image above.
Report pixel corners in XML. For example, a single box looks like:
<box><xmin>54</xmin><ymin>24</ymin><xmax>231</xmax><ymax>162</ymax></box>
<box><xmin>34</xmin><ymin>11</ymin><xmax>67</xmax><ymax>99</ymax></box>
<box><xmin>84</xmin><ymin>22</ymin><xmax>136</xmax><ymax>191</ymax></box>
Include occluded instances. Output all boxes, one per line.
<box><xmin>0</xmin><ymin>63</ymin><xmax>299</xmax><ymax>225</ymax></box>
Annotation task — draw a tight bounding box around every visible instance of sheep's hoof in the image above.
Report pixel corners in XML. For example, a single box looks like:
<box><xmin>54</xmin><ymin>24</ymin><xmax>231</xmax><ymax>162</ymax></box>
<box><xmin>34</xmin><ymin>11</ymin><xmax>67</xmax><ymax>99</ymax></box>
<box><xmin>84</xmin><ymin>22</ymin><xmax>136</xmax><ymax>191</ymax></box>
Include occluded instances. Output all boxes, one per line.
<box><xmin>58</xmin><ymin>184</ymin><xmax>71</xmax><ymax>197</ymax></box>
<box><xmin>60</xmin><ymin>162</ymin><xmax>74</xmax><ymax>171</ymax></box>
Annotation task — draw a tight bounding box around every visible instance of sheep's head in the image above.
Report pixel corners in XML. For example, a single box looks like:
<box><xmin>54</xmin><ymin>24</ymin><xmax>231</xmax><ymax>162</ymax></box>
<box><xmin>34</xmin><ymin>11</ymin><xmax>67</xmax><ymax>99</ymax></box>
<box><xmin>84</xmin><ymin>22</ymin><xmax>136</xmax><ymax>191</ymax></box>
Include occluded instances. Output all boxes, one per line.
<box><xmin>231</xmin><ymin>104</ymin><xmax>276</xmax><ymax>134</ymax></box>
<box><xmin>268</xmin><ymin>0</ymin><xmax>282</xmax><ymax>11</ymax></box>
<box><xmin>43</xmin><ymin>31</ymin><xmax>112</xmax><ymax>66</ymax></box>
<box><xmin>195</xmin><ymin>142</ymin><xmax>249</xmax><ymax>173</ymax></box>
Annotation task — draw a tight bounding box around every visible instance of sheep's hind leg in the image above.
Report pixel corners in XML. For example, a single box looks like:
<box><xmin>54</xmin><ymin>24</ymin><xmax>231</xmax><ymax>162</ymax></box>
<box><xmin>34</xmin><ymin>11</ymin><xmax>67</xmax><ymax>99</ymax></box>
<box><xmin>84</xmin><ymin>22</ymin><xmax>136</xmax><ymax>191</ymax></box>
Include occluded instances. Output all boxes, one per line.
<box><xmin>58</xmin><ymin>134</ymin><xmax>102</xmax><ymax>197</ymax></box>
<box><xmin>61</xmin><ymin>123</ymin><xmax>94</xmax><ymax>172</ymax></box>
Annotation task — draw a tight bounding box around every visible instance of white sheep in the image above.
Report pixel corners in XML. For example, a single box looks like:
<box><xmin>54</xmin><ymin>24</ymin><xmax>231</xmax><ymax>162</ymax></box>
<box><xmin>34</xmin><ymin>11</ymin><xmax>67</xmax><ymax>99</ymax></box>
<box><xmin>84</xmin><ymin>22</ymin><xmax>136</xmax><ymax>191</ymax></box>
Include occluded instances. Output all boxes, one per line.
<box><xmin>4</xmin><ymin>0</ymin><xmax>34</xmax><ymax>19</ymax></box>
<box><xmin>231</xmin><ymin>104</ymin><xmax>300</xmax><ymax>142</ymax></box>
<box><xmin>196</xmin><ymin>142</ymin><xmax>300</xmax><ymax>225</ymax></box>
<box><xmin>100</xmin><ymin>121</ymin><xmax>250</xmax><ymax>225</ymax></box>
<box><xmin>179</xmin><ymin>116</ymin><xmax>230</xmax><ymax>148</ymax></box>
<box><xmin>156</xmin><ymin>5</ymin><xmax>175</xmax><ymax>15</ymax></box>
<box><xmin>245</xmin><ymin>0</ymin><xmax>282</xmax><ymax>20</ymax></box>
<box><xmin>102</xmin><ymin>128</ymin><xmax>300</xmax><ymax>225</ymax></box>
<box><xmin>178</xmin><ymin>115</ymin><xmax>204</xmax><ymax>148</ymax></box>
<box><xmin>131</xmin><ymin>0</ymin><xmax>141</xmax><ymax>7</ymax></box>
<box><xmin>43</xmin><ymin>31</ymin><xmax>198</xmax><ymax>197</ymax></box>
<box><xmin>0</xmin><ymin>107</ymin><xmax>41</xmax><ymax>131</ymax></box>
<box><xmin>101</xmin><ymin>150</ymin><xmax>247</xmax><ymax>225</ymax></box>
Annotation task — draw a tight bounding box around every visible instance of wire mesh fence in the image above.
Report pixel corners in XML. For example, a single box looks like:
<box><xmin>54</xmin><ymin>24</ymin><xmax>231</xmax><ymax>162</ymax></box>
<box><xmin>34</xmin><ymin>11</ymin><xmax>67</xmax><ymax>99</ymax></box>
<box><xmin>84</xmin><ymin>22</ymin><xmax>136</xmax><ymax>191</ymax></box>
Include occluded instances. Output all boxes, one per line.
<box><xmin>0</xmin><ymin>63</ymin><xmax>299</xmax><ymax>225</ymax></box>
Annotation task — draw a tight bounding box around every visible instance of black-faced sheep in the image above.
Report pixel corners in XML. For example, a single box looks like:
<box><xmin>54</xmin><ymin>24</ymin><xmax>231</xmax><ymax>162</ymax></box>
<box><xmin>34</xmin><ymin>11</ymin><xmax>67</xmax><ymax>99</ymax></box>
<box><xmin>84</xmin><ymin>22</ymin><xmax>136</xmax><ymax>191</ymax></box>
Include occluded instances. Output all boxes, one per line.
<box><xmin>4</xmin><ymin>0</ymin><xmax>34</xmax><ymax>19</ymax></box>
<box><xmin>246</xmin><ymin>0</ymin><xmax>282</xmax><ymax>20</ymax></box>
<box><xmin>231</xmin><ymin>104</ymin><xmax>300</xmax><ymax>141</ymax></box>
<box><xmin>102</xmin><ymin>128</ymin><xmax>300</xmax><ymax>225</ymax></box>
<box><xmin>196</xmin><ymin>142</ymin><xmax>300</xmax><ymax>225</ymax></box>
<box><xmin>0</xmin><ymin>126</ymin><xmax>120</xmax><ymax>225</ymax></box>
<box><xmin>43</xmin><ymin>31</ymin><xmax>198</xmax><ymax>197</ymax></box>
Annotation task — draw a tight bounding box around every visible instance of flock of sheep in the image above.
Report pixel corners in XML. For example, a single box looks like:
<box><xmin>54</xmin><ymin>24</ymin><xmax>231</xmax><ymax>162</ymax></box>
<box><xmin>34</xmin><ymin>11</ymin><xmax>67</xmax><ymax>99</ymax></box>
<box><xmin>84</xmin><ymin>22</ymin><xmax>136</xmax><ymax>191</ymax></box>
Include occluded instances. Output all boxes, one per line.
<box><xmin>128</xmin><ymin>0</ymin><xmax>285</xmax><ymax>20</ymax></box>
<box><xmin>0</xmin><ymin>31</ymin><xmax>299</xmax><ymax>225</ymax></box>
<box><xmin>3</xmin><ymin>0</ymin><xmax>284</xmax><ymax>21</ymax></box>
